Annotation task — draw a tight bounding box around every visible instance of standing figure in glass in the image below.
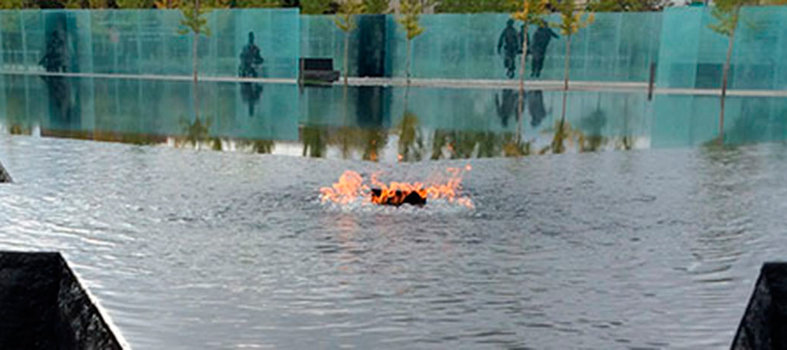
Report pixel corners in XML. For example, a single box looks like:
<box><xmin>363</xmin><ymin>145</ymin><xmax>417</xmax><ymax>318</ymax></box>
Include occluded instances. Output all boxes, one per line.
<box><xmin>239</xmin><ymin>31</ymin><xmax>264</xmax><ymax>78</ymax></box>
<box><xmin>497</xmin><ymin>19</ymin><xmax>521</xmax><ymax>79</ymax></box>
<box><xmin>530</xmin><ymin>20</ymin><xmax>558</xmax><ymax>78</ymax></box>
<box><xmin>39</xmin><ymin>30</ymin><xmax>67</xmax><ymax>73</ymax></box>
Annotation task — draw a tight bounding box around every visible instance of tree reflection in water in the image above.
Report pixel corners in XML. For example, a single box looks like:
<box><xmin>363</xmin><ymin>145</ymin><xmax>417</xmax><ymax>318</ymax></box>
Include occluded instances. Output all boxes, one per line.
<box><xmin>577</xmin><ymin>103</ymin><xmax>607</xmax><ymax>152</ymax></box>
<box><xmin>361</xmin><ymin>128</ymin><xmax>387</xmax><ymax>162</ymax></box>
<box><xmin>397</xmin><ymin>110</ymin><xmax>424</xmax><ymax>162</ymax></box>
<box><xmin>301</xmin><ymin>125</ymin><xmax>328</xmax><ymax>158</ymax></box>
<box><xmin>176</xmin><ymin>116</ymin><xmax>222</xmax><ymax>150</ymax></box>
<box><xmin>239</xmin><ymin>139</ymin><xmax>275</xmax><ymax>154</ymax></box>
<box><xmin>431</xmin><ymin>130</ymin><xmax>526</xmax><ymax>160</ymax></box>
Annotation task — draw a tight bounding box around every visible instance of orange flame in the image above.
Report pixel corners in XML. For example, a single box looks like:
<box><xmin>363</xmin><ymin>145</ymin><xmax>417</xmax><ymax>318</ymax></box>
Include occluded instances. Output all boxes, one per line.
<box><xmin>320</xmin><ymin>165</ymin><xmax>473</xmax><ymax>208</ymax></box>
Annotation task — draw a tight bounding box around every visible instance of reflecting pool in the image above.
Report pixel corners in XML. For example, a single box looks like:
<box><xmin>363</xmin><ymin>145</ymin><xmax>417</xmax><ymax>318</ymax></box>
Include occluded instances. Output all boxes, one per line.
<box><xmin>1</xmin><ymin>75</ymin><xmax>787</xmax><ymax>349</ymax></box>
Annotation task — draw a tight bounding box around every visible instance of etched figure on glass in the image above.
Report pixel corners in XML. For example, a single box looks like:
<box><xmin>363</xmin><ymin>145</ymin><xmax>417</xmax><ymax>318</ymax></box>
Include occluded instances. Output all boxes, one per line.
<box><xmin>239</xmin><ymin>32</ymin><xmax>264</xmax><ymax>78</ymax></box>
<box><xmin>530</xmin><ymin>20</ymin><xmax>558</xmax><ymax>78</ymax></box>
<box><xmin>239</xmin><ymin>31</ymin><xmax>264</xmax><ymax>117</ymax></box>
<box><xmin>39</xmin><ymin>30</ymin><xmax>67</xmax><ymax>73</ymax></box>
<box><xmin>497</xmin><ymin>19</ymin><xmax>521</xmax><ymax>79</ymax></box>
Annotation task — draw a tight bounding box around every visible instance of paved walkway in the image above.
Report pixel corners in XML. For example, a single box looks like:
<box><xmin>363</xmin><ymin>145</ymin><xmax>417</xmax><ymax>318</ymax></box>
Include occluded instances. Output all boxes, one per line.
<box><xmin>2</xmin><ymin>70</ymin><xmax>787</xmax><ymax>97</ymax></box>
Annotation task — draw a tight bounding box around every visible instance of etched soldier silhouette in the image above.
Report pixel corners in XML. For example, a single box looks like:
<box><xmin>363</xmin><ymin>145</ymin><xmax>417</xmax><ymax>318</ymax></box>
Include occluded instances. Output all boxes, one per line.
<box><xmin>497</xmin><ymin>19</ymin><xmax>520</xmax><ymax>79</ymax></box>
<box><xmin>239</xmin><ymin>31</ymin><xmax>264</xmax><ymax>116</ymax></box>
<box><xmin>39</xmin><ymin>30</ymin><xmax>67</xmax><ymax>73</ymax></box>
<box><xmin>530</xmin><ymin>20</ymin><xmax>558</xmax><ymax>78</ymax></box>
<box><xmin>38</xmin><ymin>29</ymin><xmax>75</xmax><ymax>125</ymax></box>
<box><xmin>495</xmin><ymin>89</ymin><xmax>519</xmax><ymax>127</ymax></box>
<box><xmin>528</xmin><ymin>90</ymin><xmax>547</xmax><ymax>127</ymax></box>
<box><xmin>238</xmin><ymin>32</ymin><xmax>264</xmax><ymax>78</ymax></box>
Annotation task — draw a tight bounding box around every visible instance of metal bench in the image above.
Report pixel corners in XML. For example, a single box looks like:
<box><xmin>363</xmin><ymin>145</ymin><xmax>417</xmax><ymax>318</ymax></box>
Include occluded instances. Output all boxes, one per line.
<box><xmin>298</xmin><ymin>58</ymin><xmax>340</xmax><ymax>85</ymax></box>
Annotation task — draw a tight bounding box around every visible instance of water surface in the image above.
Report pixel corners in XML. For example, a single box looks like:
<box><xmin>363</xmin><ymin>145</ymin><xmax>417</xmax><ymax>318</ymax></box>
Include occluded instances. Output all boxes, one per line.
<box><xmin>2</xmin><ymin>135</ymin><xmax>786</xmax><ymax>349</ymax></box>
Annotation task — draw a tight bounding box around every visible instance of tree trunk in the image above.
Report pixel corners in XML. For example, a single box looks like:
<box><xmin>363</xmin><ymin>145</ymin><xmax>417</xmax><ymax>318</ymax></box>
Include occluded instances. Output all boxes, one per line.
<box><xmin>405</xmin><ymin>38</ymin><xmax>411</xmax><ymax>85</ymax></box>
<box><xmin>561</xmin><ymin>34</ymin><xmax>572</xmax><ymax>124</ymax></box>
<box><xmin>720</xmin><ymin>26</ymin><xmax>735</xmax><ymax>143</ymax></box>
<box><xmin>343</xmin><ymin>31</ymin><xmax>349</xmax><ymax>86</ymax></box>
<box><xmin>192</xmin><ymin>0</ymin><xmax>200</xmax><ymax>120</ymax></box>
<box><xmin>518</xmin><ymin>24</ymin><xmax>529</xmax><ymax>143</ymax></box>
<box><xmin>192</xmin><ymin>0</ymin><xmax>199</xmax><ymax>86</ymax></box>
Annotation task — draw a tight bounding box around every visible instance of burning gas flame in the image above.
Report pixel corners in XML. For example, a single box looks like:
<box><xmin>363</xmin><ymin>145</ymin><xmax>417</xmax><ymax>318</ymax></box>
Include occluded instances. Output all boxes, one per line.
<box><xmin>320</xmin><ymin>165</ymin><xmax>473</xmax><ymax>208</ymax></box>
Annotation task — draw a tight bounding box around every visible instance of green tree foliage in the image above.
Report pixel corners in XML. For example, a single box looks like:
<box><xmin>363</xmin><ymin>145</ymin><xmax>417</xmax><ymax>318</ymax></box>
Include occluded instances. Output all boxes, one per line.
<box><xmin>554</xmin><ymin>0</ymin><xmax>594</xmax><ymax>37</ymax></box>
<box><xmin>301</xmin><ymin>0</ymin><xmax>333</xmax><ymax>14</ymax></box>
<box><xmin>398</xmin><ymin>0</ymin><xmax>424</xmax><ymax>41</ymax></box>
<box><xmin>335</xmin><ymin>0</ymin><xmax>366</xmax><ymax>85</ymax></box>
<box><xmin>0</xmin><ymin>0</ymin><xmax>26</xmax><ymax>9</ymax></box>
<box><xmin>585</xmin><ymin>0</ymin><xmax>668</xmax><ymax>12</ymax></box>
<box><xmin>397</xmin><ymin>0</ymin><xmax>425</xmax><ymax>84</ymax></box>
<box><xmin>116</xmin><ymin>0</ymin><xmax>156</xmax><ymax>8</ymax></box>
<box><xmin>436</xmin><ymin>0</ymin><xmax>514</xmax><ymax>13</ymax></box>
<box><xmin>64</xmin><ymin>0</ymin><xmax>111</xmax><ymax>8</ymax></box>
<box><xmin>363</xmin><ymin>0</ymin><xmax>388</xmax><ymax>13</ymax></box>
<box><xmin>231</xmin><ymin>0</ymin><xmax>281</xmax><ymax>7</ymax></box>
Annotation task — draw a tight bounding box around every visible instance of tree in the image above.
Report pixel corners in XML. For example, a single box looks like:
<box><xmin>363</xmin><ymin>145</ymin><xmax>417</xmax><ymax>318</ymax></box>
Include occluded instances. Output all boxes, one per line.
<box><xmin>64</xmin><ymin>0</ymin><xmax>110</xmax><ymax>8</ymax></box>
<box><xmin>231</xmin><ymin>0</ymin><xmax>280</xmax><ymax>7</ymax></box>
<box><xmin>553</xmin><ymin>0</ymin><xmax>593</xmax><ymax>129</ymax></box>
<box><xmin>585</xmin><ymin>0</ymin><xmax>668</xmax><ymax>12</ymax></box>
<box><xmin>154</xmin><ymin>0</ymin><xmax>181</xmax><ymax>8</ymax></box>
<box><xmin>178</xmin><ymin>0</ymin><xmax>210</xmax><ymax>85</ymax></box>
<box><xmin>0</xmin><ymin>0</ymin><xmax>25</xmax><ymax>8</ymax></box>
<box><xmin>510</xmin><ymin>0</ymin><xmax>549</xmax><ymax>141</ymax></box>
<box><xmin>397</xmin><ymin>0</ymin><xmax>425</xmax><ymax>85</ymax></box>
<box><xmin>363</xmin><ymin>0</ymin><xmax>388</xmax><ymax>13</ymax></box>
<box><xmin>707</xmin><ymin>0</ymin><xmax>757</xmax><ymax>142</ymax></box>
<box><xmin>335</xmin><ymin>0</ymin><xmax>365</xmax><ymax>85</ymax></box>
<box><xmin>116</xmin><ymin>0</ymin><xmax>155</xmax><ymax>7</ymax></box>
<box><xmin>300</xmin><ymin>0</ymin><xmax>333</xmax><ymax>13</ymax></box>
<box><xmin>176</xmin><ymin>0</ymin><xmax>229</xmax><ymax>122</ymax></box>
<box><xmin>436</xmin><ymin>0</ymin><xmax>513</xmax><ymax>13</ymax></box>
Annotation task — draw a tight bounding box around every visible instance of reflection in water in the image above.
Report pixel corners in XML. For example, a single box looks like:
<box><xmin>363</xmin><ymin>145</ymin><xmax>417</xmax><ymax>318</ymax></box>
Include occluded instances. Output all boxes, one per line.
<box><xmin>249</xmin><ymin>140</ymin><xmax>275</xmax><ymax>154</ymax></box>
<box><xmin>240</xmin><ymin>83</ymin><xmax>263</xmax><ymax>117</ymax></box>
<box><xmin>577</xmin><ymin>102</ymin><xmax>607</xmax><ymax>152</ymax></box>
<box><xmin>431</xmin><ymin>129</ymin><xmax>522</xmax><ymax>160</ymax></box>
<box><xmin>177</xmin><ymin>116</ymin><xmax>222</xmax><ymax>151</ymax></box>
<box><xmin>4</xmin><ymin>77</ymin><xmax>787</xmax><ymax>161</ymax></box>
<box><xmin>527</xmin><ymin>90</ymin><xmax>547</xmax><ymax>127</ymax></box>
<box><xmin>397</xmin><ymin>111</ymin><xmax>424</xmax><ymax>162</ymax></box>
<box><xmin>360</xmin><ymin>128</ymin><xmax>387</xmax><ymax>162</ymax></box>
<box><xmin>301</xmin><ymin>125</ymin><xmax>327</xmax><ymax>158</ymax></box>
<box><xmin>43</xmin><ymin>77</ymin><xmax>72</xmax><ymax>123</ymax></box>
<box><xmin>495</xmin><ymin>89</ymin><xmax>519</xmax><ymax>128</ymax></box>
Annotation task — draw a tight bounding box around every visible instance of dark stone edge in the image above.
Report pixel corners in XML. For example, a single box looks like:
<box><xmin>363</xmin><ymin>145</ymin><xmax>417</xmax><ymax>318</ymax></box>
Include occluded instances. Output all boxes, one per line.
<box><xmin>56</xmin><ymin>253</ymin><xmax>127</xmax><ymax>350</ymax></box>
<box><xmin>731</xmin><ymin>262</ymin><xmax>787</xmax><ymax>350</ymax></box>
<box><xmin>0</xmin><ymin>160</ymin><xmax>11</xmax><ymax>183</ymax></box>
<box><xmin>0</xmin><ymin>251</ymin><xmax>127</xmax><ymax>349</ymax></box>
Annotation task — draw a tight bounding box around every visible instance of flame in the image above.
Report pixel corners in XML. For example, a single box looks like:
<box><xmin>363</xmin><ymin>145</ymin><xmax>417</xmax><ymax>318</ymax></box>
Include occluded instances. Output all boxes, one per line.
<box><xmin>320</xmin><ymin>166</ymin><xmax>473</xmax><ymax>208</ymax></box>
